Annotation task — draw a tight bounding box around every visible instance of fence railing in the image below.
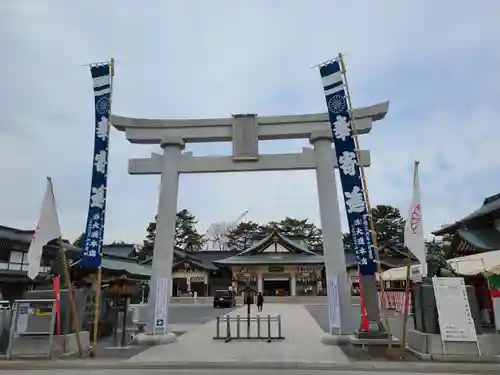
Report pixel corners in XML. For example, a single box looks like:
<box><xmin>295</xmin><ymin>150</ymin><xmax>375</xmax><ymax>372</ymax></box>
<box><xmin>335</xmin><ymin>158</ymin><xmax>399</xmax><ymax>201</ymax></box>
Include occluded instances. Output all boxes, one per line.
<box><xmin>214</xmin><ymin>314</ymin><xmax>285</xmax><ymax>342</ymax></box>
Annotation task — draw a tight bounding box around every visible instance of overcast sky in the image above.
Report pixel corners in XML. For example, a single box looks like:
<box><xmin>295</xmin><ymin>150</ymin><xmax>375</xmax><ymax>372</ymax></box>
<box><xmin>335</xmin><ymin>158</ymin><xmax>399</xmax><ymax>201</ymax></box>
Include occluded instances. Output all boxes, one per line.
<box><xmin>1</xmin><ymin>1</ymin><xmax>499</xmax><ymax>245</ymax></box>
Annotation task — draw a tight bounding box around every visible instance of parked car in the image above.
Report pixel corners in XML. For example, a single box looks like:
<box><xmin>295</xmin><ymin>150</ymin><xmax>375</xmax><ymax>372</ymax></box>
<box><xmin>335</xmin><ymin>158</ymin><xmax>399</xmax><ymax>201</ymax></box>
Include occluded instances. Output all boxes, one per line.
<box><xmin>213</xmin><ymin>289</ymin><xmax>236</xmax><ymax>308</ymax></box>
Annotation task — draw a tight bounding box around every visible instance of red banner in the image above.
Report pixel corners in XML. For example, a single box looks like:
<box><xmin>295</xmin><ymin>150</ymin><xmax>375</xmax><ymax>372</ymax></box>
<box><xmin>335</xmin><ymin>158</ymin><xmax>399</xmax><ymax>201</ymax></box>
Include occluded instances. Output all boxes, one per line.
<box><xmin>53</xmin><ymin>276</ymin><xmax>61</xmax><ymax>337</ymax></box>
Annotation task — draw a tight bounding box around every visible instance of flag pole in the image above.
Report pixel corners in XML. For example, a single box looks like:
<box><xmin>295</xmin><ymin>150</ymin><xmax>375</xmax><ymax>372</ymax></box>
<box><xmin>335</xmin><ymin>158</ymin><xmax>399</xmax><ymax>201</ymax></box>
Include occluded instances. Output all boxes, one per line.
<box><xmin>401</xmin><ymin>160</ymin><xmax>419</xmax><ymax>348</ymax></box>
<box><xmin>45</xmin><ymin>176</ymin><xmax>83</xmax><ymax>356</ymax></box>
<box><xmin>90</xmin><ymin>267</ymin><xmax>102</xmax><ymax>356</ymax></box>
<box><xmin>90</xmin><ymin>57</ymin><xmax>115</xmax><ymax>357</ymax></box>
<box><xmin>337</xmin><ymin>53</ymin><xmax>392</xmax><ymax>349</ymax></box>
<box><xmin>401</xmin><ymin>252</ymin><xmax>412</xmax><ymax>348</ymax></box>
<box><xmin>58</xmin><ymin>237</ymin><xmax>84</xmax><ymax>356</ymax></box>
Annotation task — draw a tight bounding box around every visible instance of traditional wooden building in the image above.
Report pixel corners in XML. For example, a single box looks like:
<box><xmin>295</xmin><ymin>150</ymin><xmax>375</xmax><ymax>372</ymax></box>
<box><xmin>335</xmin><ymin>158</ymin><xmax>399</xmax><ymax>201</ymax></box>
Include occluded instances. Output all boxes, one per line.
<box><xmin>432</xmin><ymin>192</ymin><xmax>500</xmax><ymax>327</ymax></box>
<box><xmin>141</xmin><ymin>229</ymin><xmax>414</xmax><ymax>297</ymax></box>
<box><xmin>215</xmin><ymin>229</ymin><xmax>325</xmax><ymax>296</ymax></box>
<box><xmin>433</xmin><ymin>192</ymin><xmax>500</xmax><ymax>257</ymax></box>
<box><xmin>1</xmin><ymin>223</ymin><xmax>415</xmax><ymax>300</ymax></box>
<box><xmin>0</xmin><ymin>225</ymin><xmax>81</xmax><ymax>300</ymax></box>
<box><xmin>0</xmin><ymin>226</ymin><xmax>152</xmax><ymax>301</ymax></box>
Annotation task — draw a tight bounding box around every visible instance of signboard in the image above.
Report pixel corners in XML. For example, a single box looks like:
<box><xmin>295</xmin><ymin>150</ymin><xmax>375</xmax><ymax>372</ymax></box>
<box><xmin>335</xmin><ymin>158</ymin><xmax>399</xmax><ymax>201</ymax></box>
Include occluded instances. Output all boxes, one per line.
<box><xmin>432</xmin><ymin>277</ymin><xmax>478</xmax><ymax>343</ymax></box>
<box><xmin>8</xmin><ymin>299</ymin><xmax>56</xmax><ymax>359</ymax></box>
<box><xmin>190</xmin><ymin>276</ymin><xmax>205</xmax><ymax>283</ymax></box>
<box><xmin>154</xmin><ymin>278</ymin><xmax>169</xmax><ymax>334</ymax></box>
<box><xmin>411</xmin><ymin>266</ymin><xmax>422</xmax><ymax>282</ymax></box>
<box><xmin>16</xmin><ymin>302</ymin><xmax>30</xmax><ymax>334</ymax></box>
<box><xmin>492</xmin><ymin>297</ymin><xmax>500</xmax><ymax>332</ymax></box>
<box><xmin>268</xmin><ymin>264</ymin><xmax>284</xmax><ymax>273</ymax></box>
<box><xmin>326</xmin><ymin>275</ymin><xmax>341</xmax><ymax>331</ymax></box>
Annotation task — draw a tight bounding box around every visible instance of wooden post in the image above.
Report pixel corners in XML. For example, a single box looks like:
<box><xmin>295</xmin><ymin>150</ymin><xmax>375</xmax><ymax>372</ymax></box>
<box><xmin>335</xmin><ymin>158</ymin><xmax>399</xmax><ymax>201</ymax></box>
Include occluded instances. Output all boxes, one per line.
<box><xmin>121</xmin><ymin>297</ymin><xmax>128</xmax><ymax>347</ymax></box>
<box><xmin>401</xmin><ymin>160</ymin><xmax>419</xmax><ymax>349</ymax></box>
<box><xmin>90</xmin><ymin>266</ymin><xmax>102</xmax><ymax>357</ymax></box>
<box><xmin>401</xmin><ymin>255</ymin><xmax>412</xmax><ymax>348</ymax></box>
<box><xmin>58</xmin><ymin>238</ymin><xmax>83</xmax><ymax>356</ymax></box>
<box><xmin>338</xmin><ymin>53</ymin><xmax>393</xmax><ymax>348</ymax></box>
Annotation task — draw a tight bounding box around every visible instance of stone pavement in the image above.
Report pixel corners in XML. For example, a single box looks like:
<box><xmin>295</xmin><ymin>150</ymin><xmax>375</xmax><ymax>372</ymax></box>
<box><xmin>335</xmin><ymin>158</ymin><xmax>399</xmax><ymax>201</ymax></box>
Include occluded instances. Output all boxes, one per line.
<box><xmin>0</xmin><ymin>370</ymin><xmax>490</xmax><ymax>375</ymax></box>
<box><xmin>0</xmin><ymin>363</ymin><xmax>499</xmax><ymax>374</ymax></box>
<box><xmin>127</xmin><ymin>303</ymin><xmax>350</xmax><ymax>365</ymax></box>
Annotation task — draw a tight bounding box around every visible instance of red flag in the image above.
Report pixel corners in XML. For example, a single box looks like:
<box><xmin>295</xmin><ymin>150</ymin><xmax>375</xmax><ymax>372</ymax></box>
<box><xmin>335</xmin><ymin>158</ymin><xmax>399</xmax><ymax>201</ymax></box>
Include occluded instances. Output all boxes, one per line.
<box><xmin>358</xmin><ymin>271</ymin><xmax>370</xmax><ymax>331</ymax></box>
<box><xmin>53</xmin><ymin>276</ymin><xmax>61</xmax><ymax>337</ymax></box>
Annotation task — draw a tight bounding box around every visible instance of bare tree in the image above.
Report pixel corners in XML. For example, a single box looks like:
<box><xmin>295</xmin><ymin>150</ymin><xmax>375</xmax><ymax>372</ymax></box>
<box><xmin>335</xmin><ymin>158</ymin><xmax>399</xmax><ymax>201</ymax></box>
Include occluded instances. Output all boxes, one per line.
<box><xmin>204</xmin><ymin>221</ymin><xmax>232</xmax><ymax>250</ymax></box>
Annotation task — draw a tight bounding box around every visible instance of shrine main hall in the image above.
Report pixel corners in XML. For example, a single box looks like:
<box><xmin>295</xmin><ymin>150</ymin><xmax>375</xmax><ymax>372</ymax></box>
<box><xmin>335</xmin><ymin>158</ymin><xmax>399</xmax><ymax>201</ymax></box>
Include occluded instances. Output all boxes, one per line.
<box><xmin>142</xmin><ymin>229</ymin><xmax>413</xmax><ymax>297</ymax></box>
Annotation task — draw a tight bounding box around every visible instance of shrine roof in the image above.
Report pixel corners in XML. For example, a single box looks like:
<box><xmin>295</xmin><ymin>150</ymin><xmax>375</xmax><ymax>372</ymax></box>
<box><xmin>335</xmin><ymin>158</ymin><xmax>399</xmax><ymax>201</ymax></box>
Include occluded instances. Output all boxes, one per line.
<box><xmin>214</xmin><ymin>252</ymin><xmax>324</xmax><ymax>265</ymax></box>
<box><xmin>235</xmin><ymin>230</ymin><xmax>316</xmax><ymax>256</ymax></box>
<box><xmin>456</xmin><ymin>228</ymin><xmax>500</xmax><ymax>252</ymax></box>
<box><xmin>433</xmin><ymin>193</ymin><xmax>500</xmax><ymax>235</ymax></box>
<box><xmin>0</xmin><ymin>225</ymin><xmax>79</xmax><ymax>252</ymax></box>
<box><xmin>87</xmin><ymin>254</ymin><xmax>152</xmax><ymax>278</ymax></box>
<box><xmin>102</xmin><ymin>244</ymin><xmax>138</xmax><ymax>259</ymax></box>
<box><xmin>141</xmin><ymin>247</ymin><xmax>220</xmax><ymax>271</ymax></box>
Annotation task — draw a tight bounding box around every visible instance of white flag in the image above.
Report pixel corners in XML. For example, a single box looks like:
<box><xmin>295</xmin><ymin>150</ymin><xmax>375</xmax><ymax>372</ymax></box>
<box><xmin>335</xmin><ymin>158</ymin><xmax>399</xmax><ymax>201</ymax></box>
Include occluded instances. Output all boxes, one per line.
<box><xmin>404</xmin><ymin>161</ymin><xmax>427</xmax><ymax>277</ymax></box>
<box><xmin>27</xmin><ymin>177</ymin><xmax>62</xmax><ymax>280</ymax></box>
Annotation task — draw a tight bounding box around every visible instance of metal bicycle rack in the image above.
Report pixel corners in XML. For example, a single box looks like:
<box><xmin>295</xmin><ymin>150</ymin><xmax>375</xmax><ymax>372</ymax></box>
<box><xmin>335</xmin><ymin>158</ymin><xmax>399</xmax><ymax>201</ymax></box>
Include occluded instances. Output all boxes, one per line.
<box><xmin>214</xmin><ymin>314</ymin><xmax>285</xmax><ymax>343</ymax></box>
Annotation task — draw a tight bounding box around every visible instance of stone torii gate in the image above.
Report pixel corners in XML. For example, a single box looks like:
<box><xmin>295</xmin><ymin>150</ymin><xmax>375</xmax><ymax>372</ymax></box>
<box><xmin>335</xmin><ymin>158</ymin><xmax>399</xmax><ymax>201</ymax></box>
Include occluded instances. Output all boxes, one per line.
<box><xmin>111</xmin><ymin>101</ymin><xmax>389</xmax><ymax>343</ymax></box>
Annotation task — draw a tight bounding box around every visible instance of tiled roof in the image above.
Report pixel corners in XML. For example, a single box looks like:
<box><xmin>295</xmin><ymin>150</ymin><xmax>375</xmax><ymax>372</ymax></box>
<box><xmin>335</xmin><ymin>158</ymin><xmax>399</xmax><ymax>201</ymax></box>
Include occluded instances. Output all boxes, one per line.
<box><xmin>102</xmin><ymin>244</ymin><xmax>138</xmax><ymax>259</ymax></box>
<box><xmin>236</xmin><ymin>231</ymin><xmax>316</xmax><ymax>256</ymax></box>
<box><xmin>141</xmin><ymin>247</ymin><xmax>220</xmax><ymax>271</ymax></box>
<box><xmin>456</xmin><ymin>228</ymin><xmax>500</xmax><ymax>252</ymax></box>
<box><xmin>71</xmin><ymin>253</ymin><xmax>151</xmax><ymax>277</ymax></box>
<box><xmin>100</xmin><ymin>255</ymin><xmax>151</xmax><ymax>278</ymax></box>
<box><xmin>433</xmin><ymin>193</ymin><xmax>500</xmax><ymax>235</ymax></box>
<box><xmin>0</xmin><ymin>225</ymin><xmax>80</xmax><ymax>252</ymax></box>
<box><xmin>215</xmin><ymin>252</ymin><xmax>325</xmax><ymax>265</ymax></box>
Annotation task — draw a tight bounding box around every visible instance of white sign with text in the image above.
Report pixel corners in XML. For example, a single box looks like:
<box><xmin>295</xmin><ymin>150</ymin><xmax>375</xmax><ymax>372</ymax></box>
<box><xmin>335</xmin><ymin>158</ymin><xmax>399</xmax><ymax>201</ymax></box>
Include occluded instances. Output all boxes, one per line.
<box><xmin>432</xmin><ymin>277</ymin><xmax>477</xmax><ymax>342</ymax></box>
<box><xmin>154</xmin><ymin>278</ymin><xmax>169</xmax><ymax>334</ymax></box>
<box><xmin>327</xmin><ymin>275</ymin><xmax>341</xmax><ymax>331</ymax></box>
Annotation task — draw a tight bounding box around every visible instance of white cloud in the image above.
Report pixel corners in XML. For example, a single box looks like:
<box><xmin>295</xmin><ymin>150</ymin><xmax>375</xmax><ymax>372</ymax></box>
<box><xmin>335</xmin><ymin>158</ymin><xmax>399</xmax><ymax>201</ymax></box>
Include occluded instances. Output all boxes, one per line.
<box><xmin>1</xmin><ymin>0</ymin><xmax>499</xmax><ymax>244</ymax></box>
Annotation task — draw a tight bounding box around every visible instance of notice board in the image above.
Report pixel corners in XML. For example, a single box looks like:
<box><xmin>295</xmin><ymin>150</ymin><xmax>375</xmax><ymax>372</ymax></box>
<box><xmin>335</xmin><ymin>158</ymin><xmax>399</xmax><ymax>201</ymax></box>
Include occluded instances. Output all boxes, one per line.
<box><xmin>432</xmin><ymin>277</ymin><xmax>478</xmax><ymax>343</ymax></box>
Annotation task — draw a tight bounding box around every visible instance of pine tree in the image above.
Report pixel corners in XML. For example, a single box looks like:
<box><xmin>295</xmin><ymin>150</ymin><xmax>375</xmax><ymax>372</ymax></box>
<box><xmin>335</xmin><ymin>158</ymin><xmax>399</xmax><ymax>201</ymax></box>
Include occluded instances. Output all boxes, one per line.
<box><xmin>141</xmin><ymin>210</ymin><xmax>205</xmax><ymax>257</ymax></box>
<box><xmin>175</xmin><ymin>209</ymin><xmax>204</xmax><ymax>251</ymax></box>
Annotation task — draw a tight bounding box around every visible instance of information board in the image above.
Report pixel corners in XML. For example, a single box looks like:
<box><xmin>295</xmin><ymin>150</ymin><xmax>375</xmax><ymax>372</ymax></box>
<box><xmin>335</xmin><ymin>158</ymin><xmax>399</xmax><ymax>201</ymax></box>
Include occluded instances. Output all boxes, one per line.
<box><xmin>492</xmin><ymin>297</ymin><xmax>500</xmax><ymax>332</ymax></box>
<box><xmin>326</xmin><ymin>275</ymin><xmax>341</xmax><ymax>332</ymax></box>
<box><xmin>432</xmin><ymin>277</ymin><xmax>477</xmax><ymax>343</ymax></box>
<box><xmin>15</xmin><ymin>302</ymin><xmax>30</xmax><ymax>334</ymax></box>
<box><xmin>154</xmin><ymin>278</ymin><xmax>169</xmax><ymax>334</ymax></box>
<box><xmin>7</xmin><ymin>299</ymin><xmax>56</xmax><ymax>359</ymax></box>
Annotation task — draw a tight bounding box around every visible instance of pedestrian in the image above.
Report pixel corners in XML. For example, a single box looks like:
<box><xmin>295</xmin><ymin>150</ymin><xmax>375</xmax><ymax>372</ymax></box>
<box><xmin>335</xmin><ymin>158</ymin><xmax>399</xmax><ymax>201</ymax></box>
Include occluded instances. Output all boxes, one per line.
<box><xmin>257</xmin><ymin>292</ymin><xmax>264</xmax><ymax>312</ymax></box>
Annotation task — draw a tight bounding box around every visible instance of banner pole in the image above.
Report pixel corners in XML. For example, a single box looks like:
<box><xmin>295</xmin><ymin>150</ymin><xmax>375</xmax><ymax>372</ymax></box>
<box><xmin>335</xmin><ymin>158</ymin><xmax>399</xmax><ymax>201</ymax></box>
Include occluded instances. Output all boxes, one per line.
<box><xmin>90</xmin><ymin>57</ymin><xmax>115</xmax><ymax>357</ymax></box>
<box><xmin>337</xmin><ymin>53</ymin><xmax>392</xmax><ymax>348</ymax></box>
<box><xmin>90</xmin><ymin>266</ymin><xmax>102</xmax><ymax>356</ymax></box>
<box><xmin>58</xmin><ymin>238</ymin><xmax>83</xmax><ymax>356</ymax></box>
<box><xmin>401</xmin><ymin>161</ymin><xmax>418</xmax><ymax>348</ymax></box>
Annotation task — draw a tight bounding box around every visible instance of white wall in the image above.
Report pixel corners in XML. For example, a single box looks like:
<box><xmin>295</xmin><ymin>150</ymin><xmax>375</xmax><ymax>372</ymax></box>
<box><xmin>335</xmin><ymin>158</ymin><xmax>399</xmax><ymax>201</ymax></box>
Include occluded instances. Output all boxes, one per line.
<box><xmin>262</xmin><ymin>243</ymin><xmax>289</xmax><ymax>252</ymax></box>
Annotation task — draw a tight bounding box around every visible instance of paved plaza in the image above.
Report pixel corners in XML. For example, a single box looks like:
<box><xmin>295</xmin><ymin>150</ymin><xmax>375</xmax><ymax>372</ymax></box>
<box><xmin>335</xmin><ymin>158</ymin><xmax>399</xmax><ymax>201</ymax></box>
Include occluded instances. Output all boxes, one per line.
<box><xmin>128</xmin><ymin>303</ymin><xmax>350</xmax><ymax>365</ymax></box>
<box><xmin>0</xmin><ymin>370</ymin><xmax>491</xmax><ymax>375</ymax></box>
<box><xmin>305</xmin><ymin>304</ymin><xmax>412</xmax><ymax>341</ymax></box>
<box><xmin>169</xmin><ymin>305</ymin><xmax>238</xmax><ymax>325</ymax></box>
<box><xmin>1</xmin><ymin>303</ymin><xmax>498</xmax><ymax>373</ymax></box>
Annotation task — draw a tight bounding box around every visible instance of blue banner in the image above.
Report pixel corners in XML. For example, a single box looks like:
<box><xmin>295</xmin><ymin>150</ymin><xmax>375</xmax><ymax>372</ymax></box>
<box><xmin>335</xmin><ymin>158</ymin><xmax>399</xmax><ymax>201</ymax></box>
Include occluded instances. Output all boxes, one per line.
<box><xmin>81</xmin><ymin>64</ymin><xmax>112</xmax><ymax>269</ymax></box>
<box><xmin>319</xmin><ymin>61</ymin><xmax>376</xmax><ymax>275</ymax></box>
